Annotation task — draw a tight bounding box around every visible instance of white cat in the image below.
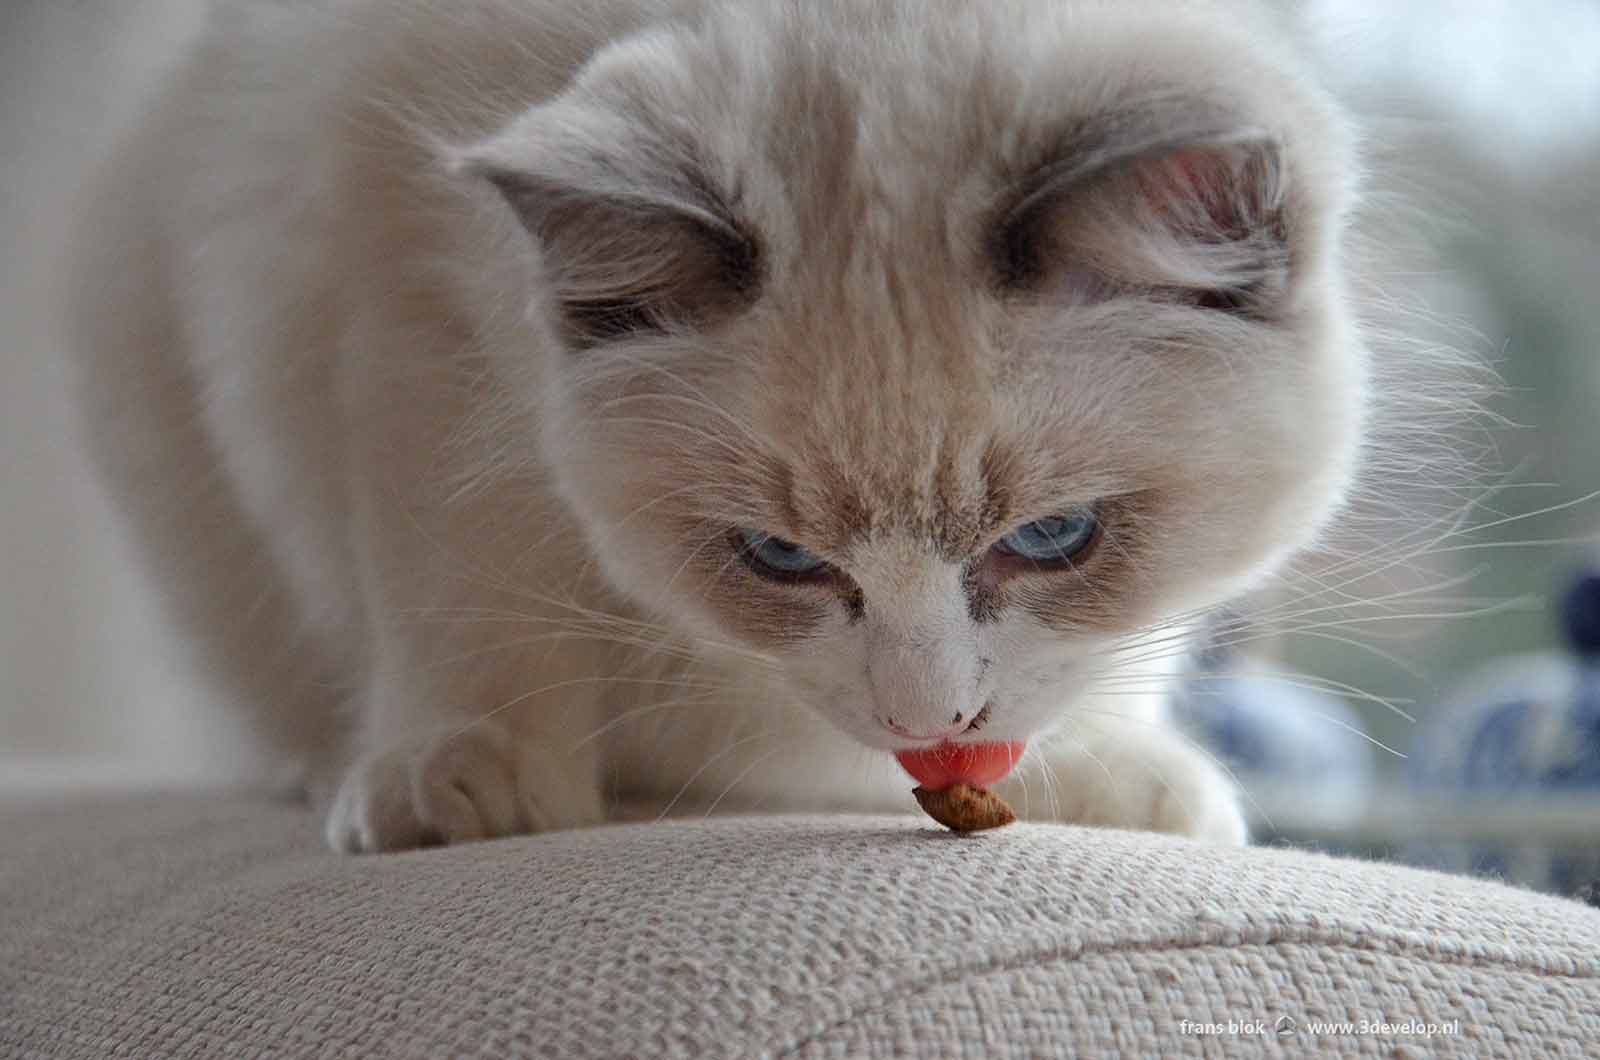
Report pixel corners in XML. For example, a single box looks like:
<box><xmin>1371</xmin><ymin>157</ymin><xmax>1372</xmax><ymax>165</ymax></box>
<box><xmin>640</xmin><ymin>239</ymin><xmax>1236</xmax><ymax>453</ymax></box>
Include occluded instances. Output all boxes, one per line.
<box><xmin>64</xmin><ymin>0</ymin><xmax>1366</xmax><ymax>852</ymax></box>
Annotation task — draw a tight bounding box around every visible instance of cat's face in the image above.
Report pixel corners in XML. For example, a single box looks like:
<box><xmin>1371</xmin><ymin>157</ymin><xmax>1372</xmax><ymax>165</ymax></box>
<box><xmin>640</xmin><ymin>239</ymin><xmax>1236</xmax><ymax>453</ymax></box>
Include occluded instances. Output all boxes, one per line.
<box><xmin>464</xmin><ymin>0</ymin><xmax>1365</xmax><ymax>751</ymax></box>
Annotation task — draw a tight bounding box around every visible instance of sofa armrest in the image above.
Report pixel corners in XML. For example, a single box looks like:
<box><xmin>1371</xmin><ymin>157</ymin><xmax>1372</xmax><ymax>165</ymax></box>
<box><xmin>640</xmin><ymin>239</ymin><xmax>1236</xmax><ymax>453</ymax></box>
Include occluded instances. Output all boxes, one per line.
<box><xmin>3</xmin><ymin>792</ymin><xmax>1597</xmax><ymax>1057</ymax></box>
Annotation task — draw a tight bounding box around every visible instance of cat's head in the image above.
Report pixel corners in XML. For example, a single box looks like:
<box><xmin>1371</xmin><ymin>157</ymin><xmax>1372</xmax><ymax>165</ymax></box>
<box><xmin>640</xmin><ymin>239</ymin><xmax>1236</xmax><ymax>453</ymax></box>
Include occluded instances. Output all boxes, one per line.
<box><xmin>456</xmin><ymin>0</ymin><xmax>1365</xmax><ymax>751</ymax></box>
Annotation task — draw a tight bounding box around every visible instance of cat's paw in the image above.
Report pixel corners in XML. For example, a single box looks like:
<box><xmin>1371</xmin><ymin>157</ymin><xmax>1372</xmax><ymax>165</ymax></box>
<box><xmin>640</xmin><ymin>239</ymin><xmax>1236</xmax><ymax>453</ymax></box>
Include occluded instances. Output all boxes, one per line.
<box><xmin>1031</xmin><ymin>732</ymin><xmax>1248</xmax><ymax>845</ymax></box>
<box><xmin>325</xmin><ymin>723</ymin><xmax>602</xmax><ymax>853</ymax></box>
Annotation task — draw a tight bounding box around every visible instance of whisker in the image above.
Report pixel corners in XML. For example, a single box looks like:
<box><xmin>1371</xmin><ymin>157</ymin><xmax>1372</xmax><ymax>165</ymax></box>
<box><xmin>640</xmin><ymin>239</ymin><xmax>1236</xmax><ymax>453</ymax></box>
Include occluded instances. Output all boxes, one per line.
<box><xmin>567</xmin><ymin>690</ymin><xmax>729</xmax><ymax>751</ymax></box>
<box><xmin>654</xmin><ymin>730</ymin><xmax>779</xmax><ymax>820</ymax></box>
<box><xmin>703</xmin><ymin>742</ymin><xmax>790</xmax><ymax>817</ymax></box>
<box><xmin>448</xmin><ymin>675</ymin><xmax>739</xmax><ymax>739</ymax></box>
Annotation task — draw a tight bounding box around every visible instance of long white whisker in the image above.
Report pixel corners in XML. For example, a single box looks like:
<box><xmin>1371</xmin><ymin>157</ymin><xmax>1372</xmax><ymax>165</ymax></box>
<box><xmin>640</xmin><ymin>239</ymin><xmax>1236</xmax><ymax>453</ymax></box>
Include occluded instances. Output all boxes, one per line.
<box><xmin>654</xmin><ymin>730</ymin><xmax>778</xmax><ymax>820</ymax></box>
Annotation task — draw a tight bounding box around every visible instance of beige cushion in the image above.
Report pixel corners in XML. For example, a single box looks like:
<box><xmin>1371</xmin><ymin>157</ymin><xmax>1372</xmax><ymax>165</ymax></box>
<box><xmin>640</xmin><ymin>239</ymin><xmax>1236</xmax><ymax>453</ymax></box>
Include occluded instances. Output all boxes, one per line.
<box><xmin>3</xmin><ymin>792</ymin><xmax>1598</xmax><ymax>1057</ymax></box>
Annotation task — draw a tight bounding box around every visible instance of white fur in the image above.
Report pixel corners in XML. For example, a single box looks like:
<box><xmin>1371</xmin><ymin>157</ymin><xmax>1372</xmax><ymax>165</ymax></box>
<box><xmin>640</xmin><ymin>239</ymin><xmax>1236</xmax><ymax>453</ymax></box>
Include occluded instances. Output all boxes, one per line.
<box><xmin>64</xmin><ymin>0</ymin><xmax>1367</xmax><ymax>851</ymax></box>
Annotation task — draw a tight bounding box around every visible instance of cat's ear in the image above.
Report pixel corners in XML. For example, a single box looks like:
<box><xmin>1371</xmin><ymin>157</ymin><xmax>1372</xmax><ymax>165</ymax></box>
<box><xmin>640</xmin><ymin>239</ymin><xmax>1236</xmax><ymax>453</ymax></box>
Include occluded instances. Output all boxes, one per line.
<box><xmin>995</xmin><ymin>130</ymin><xmax>1290</xmax><ymax>316</ymax></box>
<box><xmin>450</xmin><ymin>110</ymin><xmax>760</xmax><ymax>348</ymax></box>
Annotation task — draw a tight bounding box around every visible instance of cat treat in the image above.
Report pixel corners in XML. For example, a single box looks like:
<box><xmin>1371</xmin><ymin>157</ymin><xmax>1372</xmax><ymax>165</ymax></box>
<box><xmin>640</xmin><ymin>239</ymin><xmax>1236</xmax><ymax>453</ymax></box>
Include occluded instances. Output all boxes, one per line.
<box><xmin>896</xmin><ymin>741</ymin><xmax>1025</xmax><ymax>833</ymax></box>
<box><xmin>912</xmin><ymin>783</ymin><xmax>1017</xmax><ymax>833</ymax></box>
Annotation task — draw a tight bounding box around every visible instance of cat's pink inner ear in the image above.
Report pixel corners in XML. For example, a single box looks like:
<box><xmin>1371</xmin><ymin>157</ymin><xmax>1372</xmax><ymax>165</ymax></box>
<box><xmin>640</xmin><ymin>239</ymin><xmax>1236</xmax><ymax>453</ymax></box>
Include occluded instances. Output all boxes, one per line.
<box><xmin>1036</xmin><ymin>135</ymin><xmax>1288</xmax><ymax>304</ymax></box>
<box><xmin>1140</xmin><ymin>148</ymin><xmax>1232</xmax><ymax>216</ymax></box>
<box><xmin>1126</xmin><ymin>141</ymin><xmax>1280</xmax><ymax>238</ymax></box>
<box><xmin>452</xmin><ymin>110</ymin><xmax>761</xmax><ymax>347</ymax></box>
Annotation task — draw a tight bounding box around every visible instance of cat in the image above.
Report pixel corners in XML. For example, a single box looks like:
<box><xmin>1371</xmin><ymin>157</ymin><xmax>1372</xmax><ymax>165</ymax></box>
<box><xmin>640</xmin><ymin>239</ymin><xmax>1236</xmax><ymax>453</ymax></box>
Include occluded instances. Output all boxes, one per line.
<box><xmin>63</xmin><ymin>0</ymin><xmax>1367</xmax><ymax>852</ymax></box>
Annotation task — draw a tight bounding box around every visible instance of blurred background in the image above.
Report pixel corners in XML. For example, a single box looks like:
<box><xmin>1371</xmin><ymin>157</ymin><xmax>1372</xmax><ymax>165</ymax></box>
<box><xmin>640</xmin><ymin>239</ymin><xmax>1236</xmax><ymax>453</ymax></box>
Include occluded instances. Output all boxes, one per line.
<box><xmin>1</xmin><ymin>1</ymin><xmax>1597</xmax><ymax>885</ymax></box>
<box><xmin>1287</xmin><ymin>0</ymin><xmax>1600</xmax><ymax>751</ymax></box>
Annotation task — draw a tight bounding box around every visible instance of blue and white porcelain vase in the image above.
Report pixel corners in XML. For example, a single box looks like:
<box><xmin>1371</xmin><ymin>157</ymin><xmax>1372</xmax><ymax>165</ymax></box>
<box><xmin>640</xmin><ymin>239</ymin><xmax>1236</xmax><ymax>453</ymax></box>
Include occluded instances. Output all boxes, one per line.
<box><xmin>1406</xmin><ymin>571</ymin><xmax>1600</xmax><ymax>903</ymax></box>
<box><xmin>1170</xmin><ymin>638</ymin><xmax>1375</xmax><ymax>837</ymax></box>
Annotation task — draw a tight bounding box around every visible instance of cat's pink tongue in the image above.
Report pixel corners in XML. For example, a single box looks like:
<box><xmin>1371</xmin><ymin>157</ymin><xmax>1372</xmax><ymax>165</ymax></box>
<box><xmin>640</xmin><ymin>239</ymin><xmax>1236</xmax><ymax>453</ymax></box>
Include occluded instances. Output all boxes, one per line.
<box><xmin>894</xmin><ymin>741</ymin><xmax>1026</xmax><ymax>789</ymax></box>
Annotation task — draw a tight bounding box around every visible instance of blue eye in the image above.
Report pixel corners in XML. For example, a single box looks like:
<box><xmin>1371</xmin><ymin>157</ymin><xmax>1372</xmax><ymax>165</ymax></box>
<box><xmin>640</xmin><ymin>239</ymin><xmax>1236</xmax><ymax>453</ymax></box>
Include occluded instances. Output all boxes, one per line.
<box><xmin>734</xmin><ymin>528</ymin><xmax>830</xmax><ymax>578</ymax></box>
<box><xmin>994</xmin><ymin>508</ymin><xmax>1099</xmax><ymax>564</ymax></box>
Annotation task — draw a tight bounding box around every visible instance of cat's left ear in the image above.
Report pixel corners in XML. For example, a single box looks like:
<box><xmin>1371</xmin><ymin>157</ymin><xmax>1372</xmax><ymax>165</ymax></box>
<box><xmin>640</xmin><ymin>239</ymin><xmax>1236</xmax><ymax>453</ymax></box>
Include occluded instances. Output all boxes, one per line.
<box><xmin>447</xmin><ymin>100</ymin><xmax>759</xmax><ymax>348</ymax></box>
<box><xmin>996</xmin><ymin>128</ymin><xmax>1294</xmax><ymax>316</ymax></box>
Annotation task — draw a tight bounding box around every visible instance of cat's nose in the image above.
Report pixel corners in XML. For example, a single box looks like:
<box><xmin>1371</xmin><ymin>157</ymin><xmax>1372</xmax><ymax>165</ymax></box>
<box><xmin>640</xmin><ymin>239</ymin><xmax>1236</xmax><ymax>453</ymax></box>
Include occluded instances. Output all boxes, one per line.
<box><xmin>877</xmin><ymin>712</ymin><xmax>969</xmax><ymax>743</ymax></box>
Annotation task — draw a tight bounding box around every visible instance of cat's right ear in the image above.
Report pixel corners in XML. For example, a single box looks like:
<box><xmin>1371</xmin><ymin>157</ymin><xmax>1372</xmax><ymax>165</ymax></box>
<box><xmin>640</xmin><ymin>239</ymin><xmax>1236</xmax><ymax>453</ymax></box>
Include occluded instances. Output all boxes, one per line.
<box><xmin>448</xmin><ymin>108</ymin><xmax>760</xmax><ymax>348</ymax></box>
<box><xmin>995</xmin><ymin>121</ymin><xmax>1297</xmax><ymax>318</ymax></box>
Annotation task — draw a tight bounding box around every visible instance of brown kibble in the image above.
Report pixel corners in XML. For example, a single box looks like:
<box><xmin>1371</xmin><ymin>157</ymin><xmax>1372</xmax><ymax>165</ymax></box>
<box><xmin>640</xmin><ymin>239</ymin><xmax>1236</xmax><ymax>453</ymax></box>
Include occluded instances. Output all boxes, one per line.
<box><xmin>912</xmin><ymin>783</ymin><xmax>1016</xmax><ymax>833</ymax></box>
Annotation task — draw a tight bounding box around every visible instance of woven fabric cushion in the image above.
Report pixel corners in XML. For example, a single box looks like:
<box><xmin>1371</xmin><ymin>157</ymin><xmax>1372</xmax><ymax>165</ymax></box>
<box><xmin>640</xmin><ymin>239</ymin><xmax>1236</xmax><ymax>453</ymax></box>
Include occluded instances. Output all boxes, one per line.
<box><xmin>4</xmin><ymin>793</ymin><xmax>1599</xmax><ymax>1058</ymax></box>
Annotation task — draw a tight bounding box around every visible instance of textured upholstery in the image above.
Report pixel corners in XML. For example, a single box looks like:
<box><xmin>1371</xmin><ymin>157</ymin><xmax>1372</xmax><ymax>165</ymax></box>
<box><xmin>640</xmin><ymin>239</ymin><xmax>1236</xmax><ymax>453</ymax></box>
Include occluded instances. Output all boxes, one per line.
<box><xmin>4</xmin><ymin>792</ymin><xmax>1599</xmax><ymax>1058</ymax></box>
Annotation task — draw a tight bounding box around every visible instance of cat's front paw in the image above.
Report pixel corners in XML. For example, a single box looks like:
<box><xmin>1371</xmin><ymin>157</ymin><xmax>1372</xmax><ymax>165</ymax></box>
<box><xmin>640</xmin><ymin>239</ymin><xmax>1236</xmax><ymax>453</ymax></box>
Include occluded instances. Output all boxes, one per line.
<box><xmin>325</xmin><ymin>723</ymin><xmax>602</xmax><ymax>853</ymax></box>
<box><xmin>1030</xmin><ymin>730</ymin><xmax>1248</xmax><ymax>845</ymax></box>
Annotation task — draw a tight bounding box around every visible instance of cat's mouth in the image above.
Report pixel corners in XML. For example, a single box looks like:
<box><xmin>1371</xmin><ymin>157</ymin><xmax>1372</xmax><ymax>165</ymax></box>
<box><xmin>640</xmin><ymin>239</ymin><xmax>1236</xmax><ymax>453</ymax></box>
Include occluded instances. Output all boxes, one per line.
<box><xmin>879</xmin><ymin>701</ymin><xmax>994</xmax><ymax>744</ymax></box>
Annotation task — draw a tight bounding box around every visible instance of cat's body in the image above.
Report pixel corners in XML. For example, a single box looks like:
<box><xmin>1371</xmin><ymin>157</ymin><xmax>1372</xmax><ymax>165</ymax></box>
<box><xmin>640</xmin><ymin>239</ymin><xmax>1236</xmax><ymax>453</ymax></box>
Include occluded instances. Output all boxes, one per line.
<box><xmin>66</xmin><ymin>0</ymin><xmax>1363</xmax><ymax>851</ymax></box>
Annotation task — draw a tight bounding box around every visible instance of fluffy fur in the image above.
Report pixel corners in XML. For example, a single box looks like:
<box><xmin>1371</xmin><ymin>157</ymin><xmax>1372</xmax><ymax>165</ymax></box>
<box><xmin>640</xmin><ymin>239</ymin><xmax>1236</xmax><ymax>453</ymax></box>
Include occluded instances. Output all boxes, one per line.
<box><xmin>65</xmin><ymin>0</ymin><xmax>1366</xmax><ymax>851</ymax></box>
